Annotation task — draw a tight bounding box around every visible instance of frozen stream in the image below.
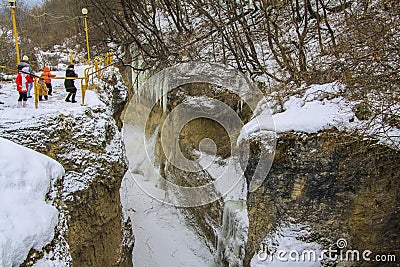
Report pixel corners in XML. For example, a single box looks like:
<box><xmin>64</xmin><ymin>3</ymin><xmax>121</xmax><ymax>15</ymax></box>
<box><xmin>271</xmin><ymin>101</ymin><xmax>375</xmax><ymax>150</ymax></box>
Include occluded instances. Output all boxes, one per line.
<box><xmin>120</xmin><ymin>125</ymin><xmax>214</xmax><ymax>267</ymax></box>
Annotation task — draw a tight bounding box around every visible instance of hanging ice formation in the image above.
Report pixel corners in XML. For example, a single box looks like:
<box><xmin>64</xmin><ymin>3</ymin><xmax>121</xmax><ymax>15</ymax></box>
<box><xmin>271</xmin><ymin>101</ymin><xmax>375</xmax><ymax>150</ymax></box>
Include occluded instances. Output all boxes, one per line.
<box><xmin>215</xmin><ymin>200</ymin><xmax>249</xmax><ymax>267</ymax></box>
<box><xmin>237</xmin><ymin>99</ymin><xmax>244</xmax><ymax>113</ymax></box>
<box><xmin>132</xmin><ymin>63</ymin><xmax>170</xmax><ymax>113</ymax></box>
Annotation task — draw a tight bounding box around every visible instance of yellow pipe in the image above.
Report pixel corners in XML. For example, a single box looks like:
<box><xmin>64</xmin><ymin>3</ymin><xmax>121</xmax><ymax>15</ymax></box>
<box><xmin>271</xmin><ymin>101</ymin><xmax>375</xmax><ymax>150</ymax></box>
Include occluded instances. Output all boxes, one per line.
<box><xmin>94</xmin><ymin>56</ymin><xmax>102</xmax><ymax>79</ymax></box>
<box><xmin>108</xmin><ymin>52</ymin><xmax>113</xmax><ymax>65</ymax></box>
<box><xmin>10</xmin><ymin>7</ymin><xmax>20</xmax><ymax>65</ymax></box>
<box><xmin>34</xmin><ymin>78</ymin><xmax>39</xmax><ymax>109</ymax></box>
<box><xmin>81</xmin><ymin>66</ymin><xmax>92</xmax><ymax>105</ymax></box>
<box><xmin>83</xmin><ymin>16</ymin><xmax>91</xmax><ymax>64</ymax></box>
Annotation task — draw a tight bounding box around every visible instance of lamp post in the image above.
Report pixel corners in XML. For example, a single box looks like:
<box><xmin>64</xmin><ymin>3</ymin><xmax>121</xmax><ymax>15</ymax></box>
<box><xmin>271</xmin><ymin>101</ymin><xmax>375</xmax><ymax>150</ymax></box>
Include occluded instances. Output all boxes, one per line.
<box><xmin>82</xmin><ymin>8</ymin><xmax>90</xmax><ymax>64</ymax></box>
<box><xmin>8</xmin><ymin>0</ymin><xmax>20</xmax><ymax>65</ymax></box>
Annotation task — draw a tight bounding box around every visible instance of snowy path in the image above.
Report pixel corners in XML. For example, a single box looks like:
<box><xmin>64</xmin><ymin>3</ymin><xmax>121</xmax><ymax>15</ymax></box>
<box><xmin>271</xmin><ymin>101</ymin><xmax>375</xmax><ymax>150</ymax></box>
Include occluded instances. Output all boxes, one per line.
<box><xmin>120</xmin><ymin>125</ymin><xmax>214</xmax><ymax>267</ymax></box>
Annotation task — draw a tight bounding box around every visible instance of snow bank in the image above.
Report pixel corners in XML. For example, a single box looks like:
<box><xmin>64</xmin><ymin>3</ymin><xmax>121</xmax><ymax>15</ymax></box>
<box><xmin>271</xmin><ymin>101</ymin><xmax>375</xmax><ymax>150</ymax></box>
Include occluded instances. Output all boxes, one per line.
<box><xmin>0</xmin><ymin>138</ymin><xmax>64</xmax><ymax>267</ymax></box>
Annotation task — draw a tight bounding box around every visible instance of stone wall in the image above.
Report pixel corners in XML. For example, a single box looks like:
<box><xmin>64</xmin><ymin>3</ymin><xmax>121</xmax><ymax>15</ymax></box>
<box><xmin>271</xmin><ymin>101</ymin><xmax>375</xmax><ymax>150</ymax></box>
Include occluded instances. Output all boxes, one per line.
<box><xmin>244</xmin><ymin>130</ymin><xmax>400</xmax><ymax>266</ymax></box>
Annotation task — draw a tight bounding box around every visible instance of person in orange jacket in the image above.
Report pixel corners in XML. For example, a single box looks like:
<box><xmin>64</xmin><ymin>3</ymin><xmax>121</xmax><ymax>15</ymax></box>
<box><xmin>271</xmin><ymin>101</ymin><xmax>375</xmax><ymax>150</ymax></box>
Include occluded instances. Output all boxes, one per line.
<box><xmin>40</xmin><ymin>66</ymin><xmax>56</xmax><ymax>96</ymax></box>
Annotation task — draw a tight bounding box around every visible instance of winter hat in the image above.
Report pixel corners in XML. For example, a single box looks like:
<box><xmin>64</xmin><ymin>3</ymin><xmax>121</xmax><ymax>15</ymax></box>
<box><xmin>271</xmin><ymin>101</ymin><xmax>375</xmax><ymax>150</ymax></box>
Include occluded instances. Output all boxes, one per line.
<box><xmin>67</xmin><ymin>64</ymin><xmax>74</xmax><ymax>69</ymax></box>
<box><xmin>22</xmin><ymin>55</ymin><xmax>29</xmax><ymax>61</ymax></box>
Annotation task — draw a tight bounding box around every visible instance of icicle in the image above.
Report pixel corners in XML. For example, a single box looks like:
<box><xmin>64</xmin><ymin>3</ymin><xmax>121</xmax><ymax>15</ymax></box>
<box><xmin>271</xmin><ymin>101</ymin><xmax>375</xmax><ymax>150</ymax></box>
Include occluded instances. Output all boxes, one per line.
<box><xmin>131</xmin><ymin>66</ymin><xmax>135</xmax><ymax>95</ymax></box>
<box><xmin>162</xmin><ymin>89</ymin><xmax>168</xmax><ymax>112</ymax></box>
<box><xmin>150</xmin><ymin>79</ymin><xmax>154</xmax><ymax>99</ymax></box>
<box><xmin>160</xmin><ymin>87</ymin><xmax>163</xmax><ymax>108</ymax></box>
<box><xmin>155</xmin><ymin>80</ymin><xmax>159</xmax><ymax>104</ymax></box>
<box><xmin>138</xmin><ymin>82</ymin><xmax>141</xmax><ymax>103</ymax></box>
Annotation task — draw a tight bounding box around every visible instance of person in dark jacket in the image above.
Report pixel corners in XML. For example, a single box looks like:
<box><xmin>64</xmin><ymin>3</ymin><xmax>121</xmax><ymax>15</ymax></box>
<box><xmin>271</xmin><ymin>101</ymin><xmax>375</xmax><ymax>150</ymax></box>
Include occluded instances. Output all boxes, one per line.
<box><xmin>64</xmin><ymin>65</ymin><xmax>78</xmax><ymax>103</ymax></box>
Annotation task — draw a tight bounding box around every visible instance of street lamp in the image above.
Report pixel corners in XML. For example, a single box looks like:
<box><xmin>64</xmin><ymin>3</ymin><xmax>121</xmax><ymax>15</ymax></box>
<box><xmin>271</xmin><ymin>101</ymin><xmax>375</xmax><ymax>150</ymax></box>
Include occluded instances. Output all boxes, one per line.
<box><xmin>8</xmin><ymin>0</ymin><xmax>20</xmax><ymax>65</ymax></box>
<box><xmin>82</xmin><ymin>8</ymin><xmax>90</xmax><ymax>64</ymax></box>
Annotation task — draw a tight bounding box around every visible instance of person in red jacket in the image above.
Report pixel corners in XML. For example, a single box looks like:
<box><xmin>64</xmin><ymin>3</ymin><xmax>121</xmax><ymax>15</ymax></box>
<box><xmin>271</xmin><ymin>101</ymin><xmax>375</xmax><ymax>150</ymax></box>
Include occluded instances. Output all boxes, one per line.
<box><xmin>18</xmin><ymin>55</ymin><xmax>34</xmax><ymax>98</ymax></box>
<box><xmin>40</xmin><ymin>66</ymin><xmax>56</xmax><ymax>96</ymax></box>
<box><xmin>16</xmin><ymin>66</ymin><xmax>29</xmax><ymax>107</ymax></box>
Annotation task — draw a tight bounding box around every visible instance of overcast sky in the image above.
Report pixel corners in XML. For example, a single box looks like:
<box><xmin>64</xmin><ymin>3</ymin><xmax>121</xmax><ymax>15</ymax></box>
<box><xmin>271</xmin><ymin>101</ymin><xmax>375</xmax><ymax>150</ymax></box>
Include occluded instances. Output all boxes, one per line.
<box><xmin>1</xmin><ymin>0</ymin><xmax>43</xmax><ymax>7</ymax></box>
<box><xmin>26</xmin><ymin>0</ymin><xmax>43</xmax><ymax>7</ymax></box>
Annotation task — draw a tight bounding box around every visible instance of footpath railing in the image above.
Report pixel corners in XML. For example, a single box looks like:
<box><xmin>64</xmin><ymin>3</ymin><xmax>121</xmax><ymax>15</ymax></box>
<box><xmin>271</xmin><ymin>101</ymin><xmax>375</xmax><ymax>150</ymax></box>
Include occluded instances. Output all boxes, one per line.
<box><xmin>0</xmin><ymin>52</ymin><xmax>114</xmax><ymax>108</ymax></box>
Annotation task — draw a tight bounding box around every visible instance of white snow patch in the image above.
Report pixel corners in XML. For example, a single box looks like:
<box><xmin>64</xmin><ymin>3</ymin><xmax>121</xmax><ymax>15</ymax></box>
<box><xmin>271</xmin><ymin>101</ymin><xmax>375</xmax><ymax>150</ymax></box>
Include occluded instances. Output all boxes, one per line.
<box><xmin>0</xmin><ymin>138</ymin><xmax>64</xmax><ymax>267</ymax></box>
<box><xmin>239</xmin><ymin>83</ymin><xmax>354</xmax><ymax>141</ymax></box>
<box><xmin>184</xmin><ymin>96</ymin><xmax>216</xmax><ymax>109</ymax></box>
<box><xmin>251</xmin><ymin>224</ymin><xmax>322</xmax><ymax>267</ymax></box>
<box><xmin>274</xmin><ymin>97</ymin><xmax>353</xmax><ymax>133</ymax></box>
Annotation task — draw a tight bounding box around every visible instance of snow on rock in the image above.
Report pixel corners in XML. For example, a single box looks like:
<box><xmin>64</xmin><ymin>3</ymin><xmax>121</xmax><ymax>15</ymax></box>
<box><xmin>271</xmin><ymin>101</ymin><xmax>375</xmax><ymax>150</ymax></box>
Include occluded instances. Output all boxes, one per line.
<box><xmin>250</xmin><ymin>223</ymin><xmax>322</xmax><ymax>267</ymax></box>
<box><xmin>273</xmin><ymin>96</ymin><xmax>353</xmax><ymax>133</ymax></box>
<box><xmin>273</xmin><ymin>83</ymin><xmax>353</xmax><ymax>133</ymax></box>
<box><xmin>239</xmin><ymin>83</ymin><xmax>354</xmax><ymax>141</ymax></box>
<box><xmin>0</xmin><ymin>137</ymin><xmax>64</xmax><ymax>267</ymax></box>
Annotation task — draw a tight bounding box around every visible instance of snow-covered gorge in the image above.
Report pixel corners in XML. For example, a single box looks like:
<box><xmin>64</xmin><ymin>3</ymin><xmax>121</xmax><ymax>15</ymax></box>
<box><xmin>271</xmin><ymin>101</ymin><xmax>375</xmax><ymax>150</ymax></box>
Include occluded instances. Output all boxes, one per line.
<box><xmin>122</xmin><ymin>79</ymin><xmax>259</xmax><ymax>266</ymax></box>
<box><xmin>1</xmin><ymin>57</ymin><xmax>397</xmax><ymax>267</ymax></box>
<box><xmin>122</xmin><ymin>71</ymin><xmax>399</xmax><ymax>267</ymax></box>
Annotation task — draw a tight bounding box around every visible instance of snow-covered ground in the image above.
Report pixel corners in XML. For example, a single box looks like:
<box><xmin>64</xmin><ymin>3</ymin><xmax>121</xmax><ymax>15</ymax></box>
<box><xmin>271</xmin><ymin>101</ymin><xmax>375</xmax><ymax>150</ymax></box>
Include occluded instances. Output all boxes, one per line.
<box><xmin>240</xmin><ymin>82</ymin><xmax>400</xmax><ymax>149</ymax></box>
<box><xmin>0</xmin><ymin>137</ymin><xmax>64</xmax><ymax>267</ymax></box>
<box><xmin>121</xmin><ymin>125</ymin><xmax>214</xmax><ymax>267</ymax></box>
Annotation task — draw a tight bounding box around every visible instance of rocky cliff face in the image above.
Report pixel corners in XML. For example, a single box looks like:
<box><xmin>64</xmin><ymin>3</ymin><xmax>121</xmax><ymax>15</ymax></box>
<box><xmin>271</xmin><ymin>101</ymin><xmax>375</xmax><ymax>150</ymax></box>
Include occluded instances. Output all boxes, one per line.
<box><xmin>244</xmin><ymin>130</ymin><xmax>400</xmax><ymax>266</ymax></box>
<box><xmin>0</xmin><ymin>69</ymin><xmax>134</xmax><ymax>266</ymax></box>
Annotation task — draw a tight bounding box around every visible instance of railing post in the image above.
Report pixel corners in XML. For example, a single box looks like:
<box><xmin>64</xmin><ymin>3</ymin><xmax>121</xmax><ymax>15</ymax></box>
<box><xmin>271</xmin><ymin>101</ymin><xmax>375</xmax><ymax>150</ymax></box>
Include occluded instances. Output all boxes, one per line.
<box><xmin>104</xmin><ymin>54</ymin><xmax>109</xmax><ymax>66</ymax></box>
<box><xmin>34</xmin><ymin>77</ymin><xmax>39</xmax><ymax>109</ymax></box>
<box><xmin>81</xmin><ymin>67</ymin><xmax>91</xmax><ymax>105</ymax></box>
<box><xmin>94</xmin><ymin>56</ymin><xmax>102</xmax><ymax>79</ymax></box>
<box><xmin>108</xmin><ymin>52</ymin><xmax>113</xmax><ymax>65</ymax></box>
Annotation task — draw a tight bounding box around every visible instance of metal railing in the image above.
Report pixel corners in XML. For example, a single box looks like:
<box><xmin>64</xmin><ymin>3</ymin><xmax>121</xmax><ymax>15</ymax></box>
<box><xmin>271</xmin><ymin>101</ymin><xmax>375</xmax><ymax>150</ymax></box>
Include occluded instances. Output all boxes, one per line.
<box><xmin>1</xmin><ymin>51</ymin><xmax>115</xmax><ymax>108</ymax></box>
